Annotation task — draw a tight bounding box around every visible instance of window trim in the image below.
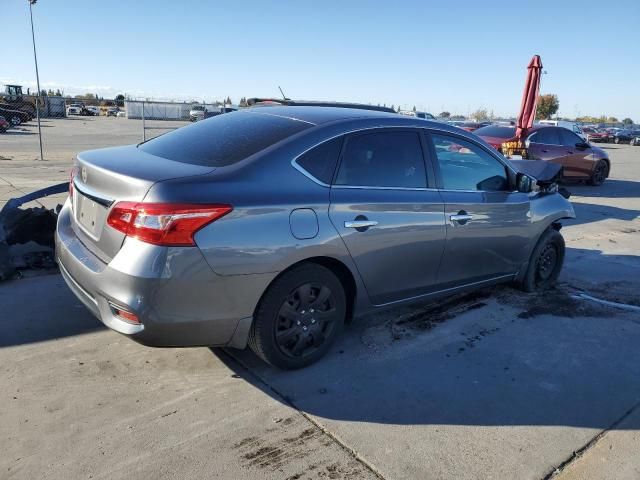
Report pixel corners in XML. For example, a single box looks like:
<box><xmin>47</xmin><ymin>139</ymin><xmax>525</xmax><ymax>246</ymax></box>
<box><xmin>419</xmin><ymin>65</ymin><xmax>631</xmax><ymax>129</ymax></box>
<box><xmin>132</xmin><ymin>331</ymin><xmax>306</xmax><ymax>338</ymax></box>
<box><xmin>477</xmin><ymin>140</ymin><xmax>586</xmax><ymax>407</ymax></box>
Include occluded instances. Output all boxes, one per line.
<box><xmin>332</xmin><ymin>127</ymin><xmax>430</xmax><ymax>190</ymax></box>
<box><xmin>424</xmin><ymin>130</ymin><xmax>517</xmax><ymax>193</ymax></box>
<box><xmin>290</xmin><ymin>125</ymin><xmax>513</xmax><ymax>191</ymax></box>
<box><xmin>291</xmin><ymin>136</ymin><xmax>344</xmax><ymax>187</ymax></box>
<box><xmin>529</xmin><ymin>128</ymin><xmax>563</xmax><ymax>147</ymax></box>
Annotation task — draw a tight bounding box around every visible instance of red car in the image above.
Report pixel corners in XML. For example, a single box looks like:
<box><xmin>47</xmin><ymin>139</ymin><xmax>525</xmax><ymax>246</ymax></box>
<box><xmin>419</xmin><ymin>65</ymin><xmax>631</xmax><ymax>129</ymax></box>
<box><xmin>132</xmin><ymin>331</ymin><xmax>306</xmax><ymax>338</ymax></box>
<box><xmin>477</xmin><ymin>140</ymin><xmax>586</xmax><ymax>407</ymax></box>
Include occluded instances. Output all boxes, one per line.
<box><xmin>582</xmin><ymin>127</ymin><xmax>610</xmax><ymax>143</ymax></box>
<box><xmin>474</xmin><ymin>124</ymin><xmax>610</xmax><ymax>186</ymax></box>
<box><xmin>0</xmin><ymin>116</ymin><xmax>10</xmax><ymax>133</ymax></box>
<box><xmin>459</xmin><ymin>121</ymin><xmax>492</xmax><ymax>132</ymax></box>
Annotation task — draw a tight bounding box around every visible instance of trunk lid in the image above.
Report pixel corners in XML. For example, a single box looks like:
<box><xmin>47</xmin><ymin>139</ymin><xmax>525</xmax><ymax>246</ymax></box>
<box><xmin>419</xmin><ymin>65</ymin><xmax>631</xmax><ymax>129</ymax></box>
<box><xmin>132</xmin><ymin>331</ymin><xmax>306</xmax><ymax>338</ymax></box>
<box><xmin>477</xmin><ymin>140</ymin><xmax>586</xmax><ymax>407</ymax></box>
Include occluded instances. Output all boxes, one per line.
<box><xmin>71</xmin><ymin>145</ymin><xmax>214</xmax><ymax>262</ymax></box>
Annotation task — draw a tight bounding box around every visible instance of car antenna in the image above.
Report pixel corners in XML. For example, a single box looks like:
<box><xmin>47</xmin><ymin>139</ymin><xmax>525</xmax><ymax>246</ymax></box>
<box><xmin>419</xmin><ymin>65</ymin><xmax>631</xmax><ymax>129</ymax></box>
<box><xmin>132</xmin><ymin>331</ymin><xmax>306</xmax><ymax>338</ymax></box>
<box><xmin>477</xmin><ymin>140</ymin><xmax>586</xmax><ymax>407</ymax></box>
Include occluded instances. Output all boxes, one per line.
<box><xmin>278</xmin><ymin>86</ymin><xmax>289</xmax><ymax>101</ymax></box>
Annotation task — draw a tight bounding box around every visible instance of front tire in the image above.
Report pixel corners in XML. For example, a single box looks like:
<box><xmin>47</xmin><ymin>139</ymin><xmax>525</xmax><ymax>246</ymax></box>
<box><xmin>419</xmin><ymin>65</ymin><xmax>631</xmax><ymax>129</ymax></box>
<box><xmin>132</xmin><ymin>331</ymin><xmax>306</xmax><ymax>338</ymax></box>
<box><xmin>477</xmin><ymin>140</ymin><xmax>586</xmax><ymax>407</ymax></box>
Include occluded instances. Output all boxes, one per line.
<box><xmin>10</xmin><ymin>115</ymin><xmax>21</xmax><ymax>126</ymax></box>
<box><xmin>519</xmin><ymin>228</ymin><xmax>565</xmax><ymax>293</ymax></box>
<box><xmin>249</xmin><ymin>264</ymin><xmax>346</xmax><ymax>369</ymax></box>
<box><xmin>588</xmin><ymin>160</ymin><xmax>608</xmax><ymax>186</ymax></box>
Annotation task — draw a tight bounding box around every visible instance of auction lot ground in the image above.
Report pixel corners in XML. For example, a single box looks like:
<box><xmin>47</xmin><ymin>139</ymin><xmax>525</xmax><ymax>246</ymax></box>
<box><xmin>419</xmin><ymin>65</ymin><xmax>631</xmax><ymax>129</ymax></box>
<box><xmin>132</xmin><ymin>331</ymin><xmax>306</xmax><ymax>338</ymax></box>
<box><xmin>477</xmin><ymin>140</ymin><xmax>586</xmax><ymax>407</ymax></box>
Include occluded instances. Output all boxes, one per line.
<box><xmin>1</xmin><ymin>117</ymin><xmax>639</xmax><ymax>479</ymax></box>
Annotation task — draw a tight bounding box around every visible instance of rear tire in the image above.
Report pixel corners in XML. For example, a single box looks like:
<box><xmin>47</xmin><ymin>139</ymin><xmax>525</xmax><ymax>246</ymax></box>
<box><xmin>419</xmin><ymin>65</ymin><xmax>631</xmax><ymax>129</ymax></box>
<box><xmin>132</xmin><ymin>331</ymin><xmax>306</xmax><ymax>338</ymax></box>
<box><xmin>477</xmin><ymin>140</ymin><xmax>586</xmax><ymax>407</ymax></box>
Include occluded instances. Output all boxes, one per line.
<box><xmin>518</xmin><ymin>228</ymin><xmax>565</xmax><ymax>293</ymax></box>
<box><xmin>249</xmin><ymin>264</ymin><xmax>346</xmax><ymax>369</ymax></box>
<box><xmin>614</xmin><ymin>137</ymin><xmax>620</xmax><ymax>144</ymax></box>
<box><xmin>588</xmin><ymin>160</ymin><xmax>608</xmax><ymax>186</ymax></box>
<box><xmin>9</xmin><ymin>115</ymin><xmax>21</xmax><ymax>126</ymax></box>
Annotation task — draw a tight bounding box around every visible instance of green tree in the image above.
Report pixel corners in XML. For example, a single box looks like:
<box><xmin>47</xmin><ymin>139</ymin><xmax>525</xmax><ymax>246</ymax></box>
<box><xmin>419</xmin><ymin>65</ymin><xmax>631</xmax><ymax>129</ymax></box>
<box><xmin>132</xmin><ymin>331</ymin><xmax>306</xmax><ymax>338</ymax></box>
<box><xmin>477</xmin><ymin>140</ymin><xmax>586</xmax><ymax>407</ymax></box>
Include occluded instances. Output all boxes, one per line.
<box><xmin>390</xmin><ymin>104</ymin><xmax>395</xmax><ymax>111</ymax></box>
<box><xmin>115</xmin><ymin>94</ymin><xmax>125</xmax><ymax>107</ymax></box>
<box><xmin>412</xmin><ymin>105</ymin><xmax>416</xmax><ymax>112</ymax></box>
<box><xmin>622</xmin><ymin>117</ymin><xmax>633</xmax><ymax>125</ymax></box>
<box><xmin>607</xmin><ymin>116</ymin><xmax>619</xmax><ymax>123</ymax></box>
<box><xmin>471</xmin><ymin>108</ymin><xmax>489</xmax><ymax>120</ymax></box>
<box><xmin>439</xmin><ymin>111</ymin><xmax>451</xmax><ymax>118</ymax></box>
<box><xmin>535</xmin><ymin>94</ymin><xmax>559</xmax><ymax>120</ymax></box>
<box><xmin>54</xmin><ymin>89</ymin><xmax>62</xmax><ymax>96</ymax></box>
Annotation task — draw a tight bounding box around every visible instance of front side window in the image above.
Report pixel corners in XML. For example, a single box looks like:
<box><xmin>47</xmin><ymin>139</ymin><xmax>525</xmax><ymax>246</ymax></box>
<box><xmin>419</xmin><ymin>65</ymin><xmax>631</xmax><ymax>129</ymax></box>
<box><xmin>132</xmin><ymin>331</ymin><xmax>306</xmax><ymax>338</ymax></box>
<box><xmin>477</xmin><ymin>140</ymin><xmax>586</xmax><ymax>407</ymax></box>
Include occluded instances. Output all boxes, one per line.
<box><xmin>532</xmin><ymin>128</ymin><xmax>561</xmax><ymax>145</ymax></box>
<box><xmin>335</xmin><ymin>131</ymin><xmax>427</xmax><ymax>188</ymax></box>
<box><xmin>431</xmin><ymin>133</ymin><xmax>509</xmax><ymax>191</ymax></box>
<box><xmin>559</xmin><ymin>128</ymin><xmax>583</xmax><ymax>147</ymax></box>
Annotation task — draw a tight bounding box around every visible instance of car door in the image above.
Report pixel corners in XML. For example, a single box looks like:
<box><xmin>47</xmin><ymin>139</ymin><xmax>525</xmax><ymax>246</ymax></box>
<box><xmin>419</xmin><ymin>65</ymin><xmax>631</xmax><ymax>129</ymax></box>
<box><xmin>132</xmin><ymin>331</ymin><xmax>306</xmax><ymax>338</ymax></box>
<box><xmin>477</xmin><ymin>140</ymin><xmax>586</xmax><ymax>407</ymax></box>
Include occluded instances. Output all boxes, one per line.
<box><xmin>328</xmin><ymin>129</ymin><xmax>447</xmax><ymax>305</ymax></box>
<box><xmin>558</xmin><ymin>128</ymin><xmax>594</xmax><ymax>178</ymax></box>
<box><xmin>427</xmin><ymin>131</ymin><xmax>531</xmax><ymax>287</ymax></box>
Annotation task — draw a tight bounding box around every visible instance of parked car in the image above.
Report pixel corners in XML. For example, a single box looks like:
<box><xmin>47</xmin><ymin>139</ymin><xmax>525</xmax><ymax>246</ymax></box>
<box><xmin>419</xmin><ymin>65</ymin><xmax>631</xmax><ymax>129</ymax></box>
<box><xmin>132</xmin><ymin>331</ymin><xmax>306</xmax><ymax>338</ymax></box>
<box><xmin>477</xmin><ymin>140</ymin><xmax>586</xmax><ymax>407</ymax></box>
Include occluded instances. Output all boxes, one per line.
<box><xmin>474</xmin><ymin>124</ymin><xmax>610</xmax><ymax>186</ymax></box>
<box><xmin>631</xmin><ymin>135</ymin><xmax>640</xmax><ymax>146</ymax></box>
<box><xmin>583</xmin><ymin>127</ymin><xmax>610</xmax><ymax>143</ymax></box>
<box><xmin>537</xmin><ymin>120</ymin><xmax>586</xmax><ymax>141</ymax></box>
<box><xmin>0</xmin><ymin>115</ymin><xmax>9</xmax><ymax>133</ymax></box>
<box><xmin>106</xmin><ymin>107</ymin><xmax>119</xmax><ymax>117</ymax></box>
<box><xmin>66</xmin><ymin>104</ymin><xmax>83</xmax><ymax>116</ymax></box>
<box><xmin>116</xmin><ymin>111</ymin><xmax>126</xmax><ymax>118</ymax></box>
<box><xmin>459</xmin><ymin>121</ymin><xmax>491</xmax><ymax>132</ymax></box>
<box><xmin>0</xmin><ymin>105</ymin><xmax>31</xmax><ymax>126</ymax></box>
<box><xmin>189</xmin><ymin>105</ymin><xmax>207</xmax><ymax>122</ymax></box>
<box><xmin>613</xmin><ymin>130</ymin><xmax>640</xmax><ymax>144</ymax></box>
<box><xmin>399</xmin><ymin>110</ymin><xmax>436</xmax><ymax>120</ymax></box>
<box><xmin>57</xmin><ymin>106</ymin><xmax>575</xmax><ymax>369</ymax></box>
<box><xmin>85</xmin><ymin>106</ymin><xmax>100</xmax><ymax>116</ymax></box>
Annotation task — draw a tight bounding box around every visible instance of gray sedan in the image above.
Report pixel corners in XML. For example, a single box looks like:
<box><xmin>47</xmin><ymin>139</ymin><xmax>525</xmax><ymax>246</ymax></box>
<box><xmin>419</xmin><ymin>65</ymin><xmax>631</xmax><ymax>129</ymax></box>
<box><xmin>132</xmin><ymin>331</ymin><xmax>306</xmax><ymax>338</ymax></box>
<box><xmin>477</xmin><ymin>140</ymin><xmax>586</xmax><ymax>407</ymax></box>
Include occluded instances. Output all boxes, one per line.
<box><xmin>56</xmin><ymin>105</ymin><xmax>575</xmax><ymax>369</ymax></box>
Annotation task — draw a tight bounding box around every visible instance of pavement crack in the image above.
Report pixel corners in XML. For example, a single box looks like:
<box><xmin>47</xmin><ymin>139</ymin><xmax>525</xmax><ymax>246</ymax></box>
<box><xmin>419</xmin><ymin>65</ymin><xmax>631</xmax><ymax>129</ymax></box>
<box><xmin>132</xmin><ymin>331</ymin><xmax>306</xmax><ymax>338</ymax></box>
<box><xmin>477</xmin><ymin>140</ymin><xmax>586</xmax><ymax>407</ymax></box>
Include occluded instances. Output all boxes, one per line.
<box><xmin>541</xmin><ymin>399</ymin><xmax>640</xmax><ymax>479</ymax></box>
<box><xmin>220</xmin><ymin>349</ymin><xmax>387</xmax><ymax>480</ymax></box>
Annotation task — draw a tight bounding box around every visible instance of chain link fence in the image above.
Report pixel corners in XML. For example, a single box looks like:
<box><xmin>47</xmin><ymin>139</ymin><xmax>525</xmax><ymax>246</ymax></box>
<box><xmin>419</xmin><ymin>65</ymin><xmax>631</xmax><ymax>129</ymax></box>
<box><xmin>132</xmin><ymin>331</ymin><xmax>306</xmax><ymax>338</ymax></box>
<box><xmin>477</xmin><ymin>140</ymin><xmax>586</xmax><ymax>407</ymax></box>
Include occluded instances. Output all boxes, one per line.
<box><xmin>0</xmin><ymin>88</ymin><xmax>235</xmax><ymax>161</ymax></box>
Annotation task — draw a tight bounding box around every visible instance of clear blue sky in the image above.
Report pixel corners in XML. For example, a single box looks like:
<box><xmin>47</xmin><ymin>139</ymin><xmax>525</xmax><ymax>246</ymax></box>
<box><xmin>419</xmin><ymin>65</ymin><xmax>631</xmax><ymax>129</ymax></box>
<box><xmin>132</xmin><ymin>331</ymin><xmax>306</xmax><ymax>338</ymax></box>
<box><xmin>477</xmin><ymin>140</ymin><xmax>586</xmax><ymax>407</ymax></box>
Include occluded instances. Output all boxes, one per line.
<box><xmin>3</xmin><ymin>0</ymin><xmax>639</xmax><ymax>119</ymax></box>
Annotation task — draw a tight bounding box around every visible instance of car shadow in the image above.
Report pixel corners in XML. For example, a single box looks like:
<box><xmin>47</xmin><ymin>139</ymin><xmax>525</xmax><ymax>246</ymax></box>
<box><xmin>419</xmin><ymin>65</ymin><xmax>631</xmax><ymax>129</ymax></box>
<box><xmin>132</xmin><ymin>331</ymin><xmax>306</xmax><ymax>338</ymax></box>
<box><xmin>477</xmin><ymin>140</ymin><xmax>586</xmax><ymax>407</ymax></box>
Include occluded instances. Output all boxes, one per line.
<box><xmin>0</xmin><ymin>273</ymin><xmax>104</xmax><ymax>348</ymax></box>
<box><xmin>564</xmin><ymin>201</ymin><xmax>640</xmax><ymax>227</ymax></box>
<box><xmin>2</xmin><ymin>130</ymin><xmax>37</xmax><ymax>136</ymax></box>
<box><xmin>211</xmin><ymin>248</ymin><xmax>640</xmax><ymax>430</ymax></box>
<box><xmin>566</xmin><ymin>179</ymin><xmax>640</xmax><ymax>199</ymax></box>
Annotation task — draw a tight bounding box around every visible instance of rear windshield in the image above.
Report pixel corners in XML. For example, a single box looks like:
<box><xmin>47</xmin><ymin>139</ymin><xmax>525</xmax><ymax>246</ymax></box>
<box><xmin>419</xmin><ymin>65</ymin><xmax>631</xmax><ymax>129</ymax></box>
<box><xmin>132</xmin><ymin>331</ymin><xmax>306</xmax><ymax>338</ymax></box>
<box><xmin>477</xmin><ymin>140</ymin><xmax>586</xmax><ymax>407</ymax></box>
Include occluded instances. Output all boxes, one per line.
<box><xmin>474</xmin><ymin>125</ymin><xmax>516</xmax><ymax>138</ymax></box>
<box><xmin>139</xmin><ymin>111</ymin><xmax>312</xmax><ymax>166</ymax></box>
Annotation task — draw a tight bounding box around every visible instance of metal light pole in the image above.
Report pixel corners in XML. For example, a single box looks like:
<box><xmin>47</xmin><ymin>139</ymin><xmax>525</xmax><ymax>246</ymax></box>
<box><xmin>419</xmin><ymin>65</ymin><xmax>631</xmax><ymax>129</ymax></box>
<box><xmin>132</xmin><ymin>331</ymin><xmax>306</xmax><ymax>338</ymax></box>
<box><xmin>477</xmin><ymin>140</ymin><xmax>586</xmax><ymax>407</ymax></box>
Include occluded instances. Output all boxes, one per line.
<box><xmin>28</xmin><ymin>0</ymin><xmax>44</xmax><ymax>161</ymax></box>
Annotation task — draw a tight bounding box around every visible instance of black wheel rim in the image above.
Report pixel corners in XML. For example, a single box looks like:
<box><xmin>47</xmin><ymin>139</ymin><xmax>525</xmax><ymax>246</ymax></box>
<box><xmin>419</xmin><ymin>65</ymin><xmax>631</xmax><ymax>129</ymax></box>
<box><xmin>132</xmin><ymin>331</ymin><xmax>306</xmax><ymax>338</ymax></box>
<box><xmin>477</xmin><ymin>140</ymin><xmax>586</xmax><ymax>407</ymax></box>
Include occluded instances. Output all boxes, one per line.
<box><xmin>536</xmin><ymin>243</ymin><xmax>558</xmax><ymax>282</ymax></box>
<box><xmin>275</xmin><ymin>283</ymin><xmax>337</xmax><ymax>358</ymax></box>
<box><xmin>594</xmin><ymin>164</ymin><xmax>606</xmax><ymax>184</ymax></box>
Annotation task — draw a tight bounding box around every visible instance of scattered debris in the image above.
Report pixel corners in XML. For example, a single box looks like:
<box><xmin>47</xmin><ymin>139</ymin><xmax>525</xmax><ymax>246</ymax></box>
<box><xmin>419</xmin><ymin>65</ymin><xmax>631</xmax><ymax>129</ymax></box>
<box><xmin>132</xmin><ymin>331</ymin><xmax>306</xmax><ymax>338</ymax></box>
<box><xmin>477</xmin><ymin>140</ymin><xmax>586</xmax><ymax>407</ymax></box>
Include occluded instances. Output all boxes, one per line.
<box><xmin>496</xmin><ymin>286</ymin><xmax>611</xmax><ymax>319</ymax></box>
<box><xmin>0</xmin><ymin>183</ymin><xmax>66</xmax><ymax>281</ymax></box>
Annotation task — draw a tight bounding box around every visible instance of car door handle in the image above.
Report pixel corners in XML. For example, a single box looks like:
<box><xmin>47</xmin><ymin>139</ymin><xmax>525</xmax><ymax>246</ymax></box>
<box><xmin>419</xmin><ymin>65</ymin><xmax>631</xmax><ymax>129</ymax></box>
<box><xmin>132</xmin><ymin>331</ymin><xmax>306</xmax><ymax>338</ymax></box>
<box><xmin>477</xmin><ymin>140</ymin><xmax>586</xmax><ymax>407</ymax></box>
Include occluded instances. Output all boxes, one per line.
<box><xmin>344</xmin><ymin>220</ymin><xmax>378</xmax><ymax>229</ymax></box>
<box><xmin>541</xmin><ymin>149</ymin><xmax>549</xmax><ymax>153</ymax></box>
<box><xmin>450</xmin><ymin>213</ymin><xmax>473</xmax><ymax>225</ymax></box>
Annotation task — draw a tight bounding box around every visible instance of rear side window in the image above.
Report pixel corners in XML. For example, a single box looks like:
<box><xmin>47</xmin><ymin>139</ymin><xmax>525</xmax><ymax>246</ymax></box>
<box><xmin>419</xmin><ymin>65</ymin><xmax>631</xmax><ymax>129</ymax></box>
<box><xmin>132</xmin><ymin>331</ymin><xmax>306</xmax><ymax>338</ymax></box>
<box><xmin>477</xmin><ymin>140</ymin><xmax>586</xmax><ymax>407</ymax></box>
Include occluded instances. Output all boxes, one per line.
<box><xmin>335</xmin><ymin>131</ymin><xmax>427</xmax><ymax>188</ymax></box>
<box><xmin>296</xmin><ymin>137</ymin><xmax>343</xmax><ymax>185</ymax></box>
<box><xmin>139</xmin><ymin>111</ymin><xmax>311</xmax><ymax>166</ymax></box>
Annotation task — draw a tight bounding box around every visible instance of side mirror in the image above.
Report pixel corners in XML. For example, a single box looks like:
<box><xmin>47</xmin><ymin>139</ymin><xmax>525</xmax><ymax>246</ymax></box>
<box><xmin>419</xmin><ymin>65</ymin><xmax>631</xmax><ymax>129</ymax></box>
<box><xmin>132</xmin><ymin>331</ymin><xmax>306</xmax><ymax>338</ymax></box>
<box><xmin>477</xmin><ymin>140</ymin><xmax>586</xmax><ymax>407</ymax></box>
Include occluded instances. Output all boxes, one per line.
<box><xmin>516</xmin><ymin>172</ymin><xmax>537</xmax><ymax>193</ymax></box>
<box><xmin>575</xmin><ymin>141</ymin><xmax>589</xmax><ymax>150</ymax></box>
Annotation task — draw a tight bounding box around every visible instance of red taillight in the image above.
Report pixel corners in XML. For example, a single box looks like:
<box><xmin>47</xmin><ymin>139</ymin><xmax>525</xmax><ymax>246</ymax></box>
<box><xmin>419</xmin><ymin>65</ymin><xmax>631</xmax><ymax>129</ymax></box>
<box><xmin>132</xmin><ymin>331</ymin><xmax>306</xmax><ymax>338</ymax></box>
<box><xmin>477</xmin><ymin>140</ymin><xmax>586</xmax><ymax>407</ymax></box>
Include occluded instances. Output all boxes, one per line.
<box><xmin>106</xmin><ymin>202</ymin><xmax>232</xmax><ymax>246</ymax></box>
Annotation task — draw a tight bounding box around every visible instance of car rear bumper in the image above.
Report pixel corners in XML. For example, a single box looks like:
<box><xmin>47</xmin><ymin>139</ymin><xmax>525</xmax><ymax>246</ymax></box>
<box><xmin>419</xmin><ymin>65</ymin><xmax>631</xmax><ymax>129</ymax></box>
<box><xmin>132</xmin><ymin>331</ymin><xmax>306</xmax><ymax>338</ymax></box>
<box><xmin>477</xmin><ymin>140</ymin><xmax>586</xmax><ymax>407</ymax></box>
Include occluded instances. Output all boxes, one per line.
<box><xmin>55</xmin><ymin>199</ymin><xmax>274</xmax><ymax>348</ymax></box>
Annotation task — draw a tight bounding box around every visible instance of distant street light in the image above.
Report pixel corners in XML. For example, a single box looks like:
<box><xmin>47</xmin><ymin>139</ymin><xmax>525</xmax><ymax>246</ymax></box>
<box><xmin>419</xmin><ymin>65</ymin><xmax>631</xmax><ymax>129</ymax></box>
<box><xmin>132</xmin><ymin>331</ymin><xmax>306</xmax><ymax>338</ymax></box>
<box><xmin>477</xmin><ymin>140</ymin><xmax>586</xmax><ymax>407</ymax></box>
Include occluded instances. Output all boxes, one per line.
<box><xmin>28</xmin><ymin>0</ymin><xmax>44</xmax><ymax>161</ymax></box>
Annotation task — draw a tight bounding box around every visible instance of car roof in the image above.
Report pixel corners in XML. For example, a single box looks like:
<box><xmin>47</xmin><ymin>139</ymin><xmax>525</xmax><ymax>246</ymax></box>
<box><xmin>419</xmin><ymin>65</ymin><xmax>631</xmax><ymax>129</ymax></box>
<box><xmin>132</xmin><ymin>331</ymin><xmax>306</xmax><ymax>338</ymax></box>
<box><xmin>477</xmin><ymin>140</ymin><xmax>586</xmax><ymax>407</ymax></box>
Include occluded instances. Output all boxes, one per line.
<box><xmin>242</xmin><ymin>105</ymin><xmax>400</xmax><ymax>125</ymax></box>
